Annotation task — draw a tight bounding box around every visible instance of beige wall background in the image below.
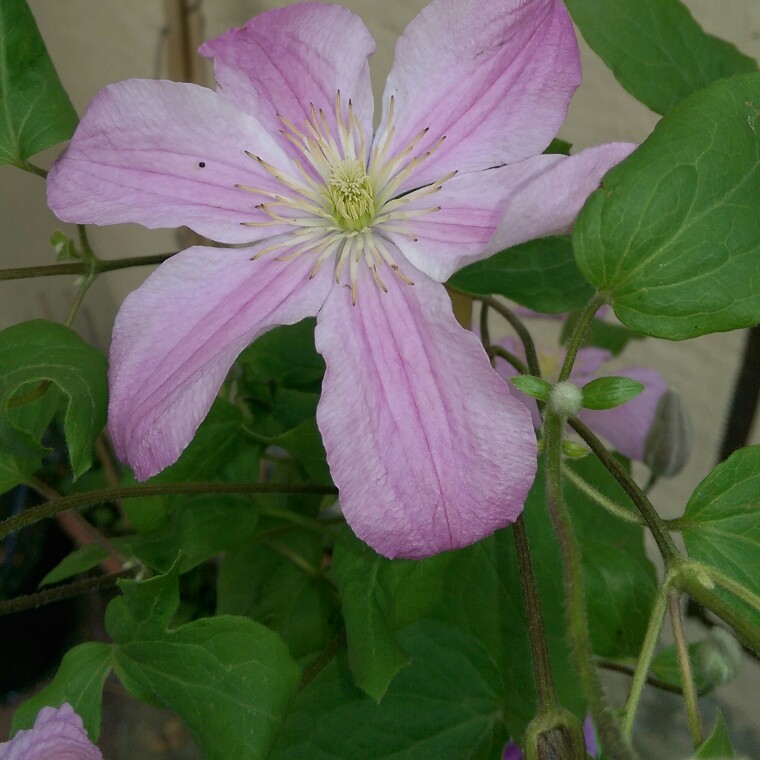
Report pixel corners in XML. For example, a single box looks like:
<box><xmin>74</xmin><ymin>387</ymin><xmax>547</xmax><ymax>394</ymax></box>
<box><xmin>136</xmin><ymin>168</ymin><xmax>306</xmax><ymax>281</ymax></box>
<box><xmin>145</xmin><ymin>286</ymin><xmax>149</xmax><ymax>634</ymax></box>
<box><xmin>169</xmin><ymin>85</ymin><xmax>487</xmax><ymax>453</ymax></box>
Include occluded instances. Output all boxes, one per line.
<box><xmin>1</xmin><ymin>0</ymin><xmax>759</xmax><ymax>755</ymax></box>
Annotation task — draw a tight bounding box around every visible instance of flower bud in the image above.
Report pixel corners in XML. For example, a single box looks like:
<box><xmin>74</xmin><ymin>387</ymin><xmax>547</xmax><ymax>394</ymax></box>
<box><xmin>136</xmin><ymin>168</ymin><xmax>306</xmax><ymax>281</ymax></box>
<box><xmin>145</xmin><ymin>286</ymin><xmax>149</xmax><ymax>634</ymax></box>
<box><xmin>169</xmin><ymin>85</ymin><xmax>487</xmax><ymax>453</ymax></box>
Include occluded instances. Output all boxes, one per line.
<box><xmin>697</xmin><ymin>627</ymin><xmax>742</xmax><ymax>687</ymax></box>
<box><xmin>548</xmin><ymin>381</ymin><xmax>583</xmax><ymax>420</ymax></box>
<box><xmin>643</xmin><ymin>388</ymin><xmax>693</xmax><ymax>477</ymax></box>
<box><xmin>524</xmin><ymin>708</ymin><xmax>587</xmax><ymax>760</ymax></box>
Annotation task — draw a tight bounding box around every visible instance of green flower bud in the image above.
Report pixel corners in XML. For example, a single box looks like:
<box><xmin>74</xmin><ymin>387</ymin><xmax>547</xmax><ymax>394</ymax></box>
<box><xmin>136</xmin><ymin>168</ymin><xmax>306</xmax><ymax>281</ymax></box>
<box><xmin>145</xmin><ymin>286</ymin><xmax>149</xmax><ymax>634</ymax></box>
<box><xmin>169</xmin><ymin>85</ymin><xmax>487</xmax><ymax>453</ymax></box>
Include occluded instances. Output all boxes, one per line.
<box><xmin>548</xmin><ymin>381</ymin><xmax>583</xmax><ymax>420</ymax></box>
<box><xmin>643</xmin><ymin>389</ymin><xmax>693</xmax><ymax>477</ymax></box>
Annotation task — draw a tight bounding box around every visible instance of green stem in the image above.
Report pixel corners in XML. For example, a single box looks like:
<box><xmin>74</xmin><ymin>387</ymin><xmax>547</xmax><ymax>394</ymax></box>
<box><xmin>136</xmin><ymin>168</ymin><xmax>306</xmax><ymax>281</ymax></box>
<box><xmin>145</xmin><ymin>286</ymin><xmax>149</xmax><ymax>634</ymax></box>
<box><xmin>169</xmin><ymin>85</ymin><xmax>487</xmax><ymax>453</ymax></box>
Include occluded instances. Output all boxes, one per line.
<box><xmin>300</xmin><ymin>632</ymin><xmax>346</xmax><ymax>690</ymax></box>
<box><xmin>479</xmin><ymin>302</ymin><xmax>492</xmax><ymax>358</ymax></box>
<box><xmin>622</xmin><ymin>580</ymin><xmax>670</xmax><ymax>740</ymax></box>
<box><xmin>478</xmin><ymin>296</ymin><xmax>541</xmax><ymax>377</ymax></box>
<box><xmin>264</xmin><ymin>539</ymin><xmax>320</xmax><ymax>576</ymax></box>
<box><xmin>3</xmin><ymin>481</ymin><xmax>338</xmax><ymax>541</ymax></box>
<box><xmin>64</xmin><ymin>272</ymin><xmax>96</xmax><ymax>327</ymax></box>
<box><xmin>569</xmin><ymin>417</ymin><xmax>680</xmax><ymax>565</ymax></box>
<box><xmin>668</xmin><ymin>592</ymin><xmax>703</xmax><ymax>748</ymax></box>
<box><xmin>513</xmin><ymin>515</ymin><xmax>559</xmax><ymax>711</ymax></box>
<box><xmin>488</xmin><ymin>344</ymin><xmax>529</xmax><ymax>375</ymax></box>
<box><xmin>0</xmin><ymin>252</ymin><xmax>176</xmax><ymax>282</ymax></box>
<box><xmin>13</xmin><ymin>159</ymin><xmax>48</xmax><ymax>178</ymax></box>
<box><xmin>562</xmin><ymin>465</ymin><xmax>644</xmax><ymax>526</ymax></box>
<box><xmin>558</xmin><ymin>293</ymin><xmax>609</xmax><ymax>382</ymax></box>
<box><xmin>544</xmin><ymin>413</ymin><xmax>638</xmax><ymax>760</ymax></box>
<box><xmin>597</xmin><ymin>658</ymin><xmax>707</xmax><ymax>697</ymax></box>
<box><xmin>679</xmin><ymin>573</ymin><xmax>760</xmax><ymax>656</ymax></box>
<box><xmin>0</xmin><ymin>571</ymin><xmax>130</xmax><ymax>616</ymax></box>
<box><xmin>688</xmin><ymin>562</ymin><xmax>760</xmax><ymax>613</ymax></box>
<box><xmin>259</xmin><ymin>505</ymin><xmax>337</xmax><ymax>535</ymax></box>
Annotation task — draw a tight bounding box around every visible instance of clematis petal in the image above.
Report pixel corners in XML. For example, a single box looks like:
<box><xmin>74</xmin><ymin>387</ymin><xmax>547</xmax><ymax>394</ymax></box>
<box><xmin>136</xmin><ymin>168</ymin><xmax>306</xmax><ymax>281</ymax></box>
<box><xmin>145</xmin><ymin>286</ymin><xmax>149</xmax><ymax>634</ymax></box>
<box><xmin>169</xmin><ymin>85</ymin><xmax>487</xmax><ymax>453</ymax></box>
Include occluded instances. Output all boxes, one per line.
<box><xmin>47</xmin><ymin>79</ymin><xmax>296</xmax><ymax>244</ymax></box>
<box><xmin>578</xmin><ymin>367</ymin><xmax>669</xmax><ymax>462</ymax></box>
<box><xmin>382</xmin><ymin>169</ymin><xmax>504</xmax><ymax>282</ymax></box>
<box><xmin>376</xmin><ymin>0</ymin><xmax>579</xmax><ymax>192</ymax></box>
<box><xmin>388</xmin><ymin>143</ymin><xmax>636</xmax><ymax>282</ymax></box>
<box><xmin>2</xmin><ymin>703</ymin><xmax>102</xmax><ymax>759</ymax></box>
<box><xmin>315</xmin><ymin>263</ymin><xmax>537</xmax><ymax>559</ymax></box>
<box><xmin>200</xmin><ymin>3</ymin><xmax>375</xmax><ymax>155</ymax></box>
<box><xmin>109</xmin><ymin>246</ymin><xmax>333</xmax><ymax>480</ymax></box>
<box><xmin>486</xmin><ymin>143</ymin><xmax>638</xmax><ymax>257</ymax></box>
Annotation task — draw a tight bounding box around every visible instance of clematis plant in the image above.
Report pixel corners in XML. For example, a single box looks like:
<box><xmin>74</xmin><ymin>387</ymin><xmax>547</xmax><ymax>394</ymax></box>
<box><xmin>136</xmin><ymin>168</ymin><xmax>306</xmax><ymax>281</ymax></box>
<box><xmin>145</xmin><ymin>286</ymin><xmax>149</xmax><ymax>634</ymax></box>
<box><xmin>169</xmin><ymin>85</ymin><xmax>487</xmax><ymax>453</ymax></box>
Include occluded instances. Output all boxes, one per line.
<box><xmin>2</xmin><ymin>0</ymin><xmax>760</xmax><ymax>757</ymax></box>
<box><xmin>47</xmin><ymin>0</ymin><xmax>633</xmax><ymax>559</ymax></box>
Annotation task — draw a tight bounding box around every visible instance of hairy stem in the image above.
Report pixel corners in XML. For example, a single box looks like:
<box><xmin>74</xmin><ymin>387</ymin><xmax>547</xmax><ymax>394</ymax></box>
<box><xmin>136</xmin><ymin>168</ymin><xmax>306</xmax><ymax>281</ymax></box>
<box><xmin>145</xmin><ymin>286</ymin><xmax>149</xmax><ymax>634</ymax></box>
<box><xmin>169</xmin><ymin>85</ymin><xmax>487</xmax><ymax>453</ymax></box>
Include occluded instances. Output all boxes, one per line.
<box><xmin>668</xmin><ymin>592</ymin><xmax>703</xmax><ymax>748</ymax></box>
<box><xmin>568</xmin><ymin>417</ymin><xmax>680</xmax><ymax>565</ymax></box>
<box><xmin>622</xmin><ymin>582</ymin><xmax>669</xmax><ymax>740</ymax></box>
<box><xmin>0</xmin><ymin>571</ymin><xmax>131</xmax><ymax>616</ymax></box>
<box><xmin>562</xmin><ymin>465</ymin><xmax>644</xmax><ymax>526</ymax></box>
<box><xmin>477</xmin><ymin>296</ymin><xmax>541</xmax><ymax>377</ymax></box>
<box><xmin>0</xmin><ymin>252</ymin><xmax>176</xmax><ymax>282</ymax></box>
<box><xmin>544</xmin><ymin>413</ymin><xmax>638</xmax><ymax>760</ymax></box>
<box><xmin>597</xmin><ymin>659</ymin><xmax>707</xmax><ymax>697</ymax></box>
<box><xmin>513</xmin><ymin>515</ymin><xmax>559</xmax><ymax>711</ymax></box>
<box><xmin>487</xmin><ymin>344</ymin><xmax>529</xmax><ymax>375</ymax></box>
<box><xmin>3</xmin><ymin>481</ymin><xmax>338</xmax><ymax>541</ymax></box>
<box><xmin>28</xmin><ymin>477</ymin><xmax>131</xmax><ymax>570</ymax></box>
<box><xmin>558</xmin><ymin>293</ymin><xmax>609</xmax><ymax>382</ymax></box>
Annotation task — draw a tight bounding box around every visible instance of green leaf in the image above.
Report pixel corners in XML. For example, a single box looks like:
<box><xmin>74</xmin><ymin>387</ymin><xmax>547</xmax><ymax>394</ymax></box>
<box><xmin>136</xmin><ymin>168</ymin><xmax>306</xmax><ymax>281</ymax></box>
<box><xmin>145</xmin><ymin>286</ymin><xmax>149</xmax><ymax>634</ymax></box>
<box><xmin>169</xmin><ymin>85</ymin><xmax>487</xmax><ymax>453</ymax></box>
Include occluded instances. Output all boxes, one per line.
<box><xmin>273</xmin><ymin>621</ymin><xmax>508</xmax><ymax>760</ymax></box>
<box><xmin>581</xmin><ymin>376</ymin><xmax>644</xmax><ymax>410</ymax></box>
<box><xmin>510</xmin><ymin>375</ymin><xmax>553</xmax><ymax>401</ymax></box>
<box><xmin>0</xmin><ymin>321</ymin><xmax>107</xmax><ymax>479</ymax></box>
<box><xmin>268</xmin><ymin>418</ymin><xmax>332</xmax><ymax>485</ymax></box>
<box><xmin>0</xmin><ymin>382</ymin><xmax>59</xmax><ymax>495</ymax></box>
<box><xmin>39</xmin><ymin>542</ymin><xmax>109</xmax><ymax>587</ymax></box>
<box><xmin>574</xmin><ymin>74</ymin><xmax>760</xmax><ymax>340</ymax></box>
<box><xmin>330</xmin><ymin>455</ymin><xmax>656</xmax><ymax>738</ymax></box>
<box><xmin>330</xmin><ymin>527</ymin><xmax>452</xmax><ymax>702</ymax></box>
<box><xmin>50</xmin><ymin>230</ymin><xmax>79</xmax><ymax>262</ymax></box>
<box><xmin>545</xmin><ymin>138</ymin><xmax>572</xmax><ymax>156</ymax></box>
<box><xmin>107</xmin><ymin>561</ymin><xmax>300</xmax><ymax>759</ymax></box>
<box><xmin>679</xmin><ymin>446</ymin><xmax>760</xmax><ymax>625</ymax></box>
<box><xmin>0</xmin><ymin>0</ymin><xmax>78</xmax><ymax>163</ymax></box>
<box><xmin>565</xmin><ymin>0</ymin><xmax>757</xmax><ymax>115</ymax></box>
<box><xmin>239</xmin><ymin>319</ymin><xmax>324</xmax><ymax>392</ymax></box>
<box><xmin>449</xmin><ymin>237</ymin><xmax>595</xmax><ymax>313</ymax></box>
<box><xmin>10</xmin><ymin>642</ymin><xmax>112</xmax><ymax>740</ymax></box>
<box><xmin>695</xmin><ymin>711</ymin><xmax>734</xmax><ymax>758</ymax></box>
<box><xmin>217</xmin><ymin>529</ymin><xmax>337</xmax><ymax>660</ymax></box>
<box><xmin>121</xmin><ymin>494</ymin><xmax>261</xmax><ymax>574</ymax></box>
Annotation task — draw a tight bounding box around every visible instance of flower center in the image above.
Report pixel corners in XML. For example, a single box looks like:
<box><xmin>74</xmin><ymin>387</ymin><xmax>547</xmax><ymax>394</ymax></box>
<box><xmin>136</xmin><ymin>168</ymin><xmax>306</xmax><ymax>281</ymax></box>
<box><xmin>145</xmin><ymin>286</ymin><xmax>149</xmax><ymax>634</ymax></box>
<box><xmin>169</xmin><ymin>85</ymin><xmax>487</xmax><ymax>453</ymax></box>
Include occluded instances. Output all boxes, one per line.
<box><xmin>237</xmin><ymin>91</ymin><xmax>457</xmax><ymax>303</ymax></box>
<box><xmin>328</xmin><ymin>159</ymin><xmax>375</xmax><ymax>231</ymax></box>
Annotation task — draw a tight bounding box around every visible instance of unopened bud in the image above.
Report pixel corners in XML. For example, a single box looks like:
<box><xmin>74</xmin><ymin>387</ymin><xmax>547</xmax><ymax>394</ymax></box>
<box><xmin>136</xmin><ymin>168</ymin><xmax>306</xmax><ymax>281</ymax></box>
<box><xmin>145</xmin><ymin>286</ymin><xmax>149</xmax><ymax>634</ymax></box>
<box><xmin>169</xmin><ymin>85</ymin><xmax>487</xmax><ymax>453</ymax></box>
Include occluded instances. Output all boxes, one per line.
<box><xmin>524</xmin><ymin>708</ymin><xmax>586</xmax><ymax>760</ymax></box>
<box><xmin>697</xmin><ymin>628</ymin><xmax>742</xmax><ymax>687</ymax></box>
<box><xmin>548</xmin><ymin>381</ymin><xmax>583</xmax><ymax>420</ymax></box>
<box><xmin>643</xmin><ymin>389</ymin><xmax>693</xmax><ymax>477</ymax></box>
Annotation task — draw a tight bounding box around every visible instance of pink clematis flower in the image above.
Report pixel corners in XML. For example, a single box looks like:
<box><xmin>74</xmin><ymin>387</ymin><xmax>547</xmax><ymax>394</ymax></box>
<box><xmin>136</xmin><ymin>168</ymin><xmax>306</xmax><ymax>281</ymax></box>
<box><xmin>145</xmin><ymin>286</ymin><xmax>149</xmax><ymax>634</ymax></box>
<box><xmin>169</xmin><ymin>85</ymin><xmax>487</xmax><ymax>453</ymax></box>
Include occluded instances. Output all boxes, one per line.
<box><xmin>47</xmin><ymin>0</ymin><xmax>635</xmax><ymax>558</ymax></box>
<box><xmin>1</xmin><ymin>704</ymin><xmax>102</xmax><ymax>760</ymax></box>
<box><xmin>496</xmin><ymin>337</ymin><xmax>670</xmax><ymax>462</ymax></box>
